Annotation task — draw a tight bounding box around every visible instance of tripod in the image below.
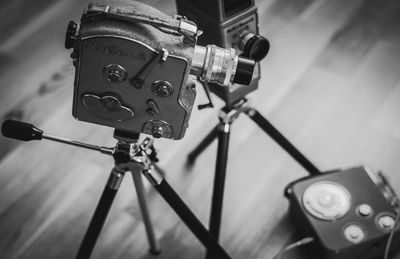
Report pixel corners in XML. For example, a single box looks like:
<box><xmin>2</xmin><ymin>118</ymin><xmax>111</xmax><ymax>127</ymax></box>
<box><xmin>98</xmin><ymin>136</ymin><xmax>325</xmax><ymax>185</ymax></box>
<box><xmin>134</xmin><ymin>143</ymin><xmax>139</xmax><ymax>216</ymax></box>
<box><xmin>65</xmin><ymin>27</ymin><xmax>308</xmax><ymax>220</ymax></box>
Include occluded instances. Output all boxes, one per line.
<box><xmin>1</xmin><ymin>120</ymin><xmax>232</xmax><ymax>259</ymax></box>
<box><xmin>187</xmin><ymin>98</ymin><xmax>321</xmax><ymax>259</ymax></box>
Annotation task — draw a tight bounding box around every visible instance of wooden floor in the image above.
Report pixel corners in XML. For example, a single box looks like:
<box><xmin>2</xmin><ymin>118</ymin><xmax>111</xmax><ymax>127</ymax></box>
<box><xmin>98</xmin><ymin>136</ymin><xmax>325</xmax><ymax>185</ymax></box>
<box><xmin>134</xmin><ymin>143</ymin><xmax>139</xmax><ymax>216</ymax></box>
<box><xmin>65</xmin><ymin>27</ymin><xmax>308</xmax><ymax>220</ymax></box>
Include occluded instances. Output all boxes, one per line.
<box><xmin>1</xmin><ymin>0</ymin><xmax>400</xmax><ymax>258</ymax></box>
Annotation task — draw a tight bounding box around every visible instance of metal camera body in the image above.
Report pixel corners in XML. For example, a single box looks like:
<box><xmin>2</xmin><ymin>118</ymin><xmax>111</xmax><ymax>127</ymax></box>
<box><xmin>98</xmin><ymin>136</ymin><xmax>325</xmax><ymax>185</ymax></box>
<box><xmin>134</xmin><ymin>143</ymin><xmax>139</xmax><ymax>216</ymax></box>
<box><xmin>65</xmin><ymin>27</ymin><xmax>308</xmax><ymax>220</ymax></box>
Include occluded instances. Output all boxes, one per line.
<box><xmin>67</xmin><ymin>0</ymin><xmax>198</xmax><ymax>140</ymax></box>
<box><xmin>66</xmin><ymin>0</ymin><xmax>256</xmax><ymax>140</ymax></box>
<box><xmin>176</xmin><ymin>0</ymin><xmax>265</xmax><ymax>105</ymax></box>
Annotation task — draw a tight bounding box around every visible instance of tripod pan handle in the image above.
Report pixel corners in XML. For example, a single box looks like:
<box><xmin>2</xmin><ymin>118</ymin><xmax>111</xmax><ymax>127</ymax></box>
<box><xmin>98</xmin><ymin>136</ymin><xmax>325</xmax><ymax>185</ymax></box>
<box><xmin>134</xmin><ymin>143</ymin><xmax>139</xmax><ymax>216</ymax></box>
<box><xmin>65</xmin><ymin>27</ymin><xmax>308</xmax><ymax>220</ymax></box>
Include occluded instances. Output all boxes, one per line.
<box><xmin>1</xmin><ymin>119</ymin><xmax>43</xmax><ymax>141</ymax></box>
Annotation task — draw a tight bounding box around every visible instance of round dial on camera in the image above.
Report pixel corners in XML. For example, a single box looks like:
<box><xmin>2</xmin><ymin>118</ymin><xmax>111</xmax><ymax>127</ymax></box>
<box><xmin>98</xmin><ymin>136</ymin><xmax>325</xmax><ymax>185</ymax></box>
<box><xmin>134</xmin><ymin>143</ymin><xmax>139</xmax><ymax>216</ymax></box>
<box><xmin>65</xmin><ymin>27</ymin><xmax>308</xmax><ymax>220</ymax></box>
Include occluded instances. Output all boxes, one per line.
<box><xmin>302</xmin><ymin>181</ymin><xmax>352</xmax><ymax>221</ymax></box>
<box><xmin>343</xmin><ymin>223</ymin><xmax>366</xmax><ymax>244</ymax></box>
<box><xmin>357</xmin><ymin>204</ymin><xmax>373</xmax><ymax>217</ymax></box>
<box><xmin>152</xmin><ymin>81</ymin><xmax>174</xmax><ymax>97</ymax></box>
<box><xmin>376</xmin><ymin>212</ymin><xmax>396</xmax><ymax>232</ymax></box>
<box><xmin>103</xmin><ymin>64</ymin><xmax>127</xmax><ymax>83</ymax></box>
<box><xmin>142</xmin><ymin>120</ymin><xmax>173</xmax><ymax>139</ymax></box>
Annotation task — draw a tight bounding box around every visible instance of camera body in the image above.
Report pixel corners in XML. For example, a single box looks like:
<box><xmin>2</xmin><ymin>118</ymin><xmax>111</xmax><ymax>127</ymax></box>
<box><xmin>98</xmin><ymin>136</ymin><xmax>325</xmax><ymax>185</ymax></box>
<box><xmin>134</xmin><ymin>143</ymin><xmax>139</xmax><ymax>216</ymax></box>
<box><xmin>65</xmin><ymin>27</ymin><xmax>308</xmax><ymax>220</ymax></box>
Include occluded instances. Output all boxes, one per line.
<box><xmin>176</xmin><ymin>0</ymin><xmax>267</xmax><ymax>105</ymax></box>
<box><xmin>285</xmin><ymin>167</ymin><xmax>400</xmax><ymax>259</ymax></box>
<box><xmin>66</xmin><ymin>0</ymin><xmax>198</xmax><ymax>140</ymax></box>
<box><xmin>66</xmin><ymin>0</ymin><xmax>256</xmax><ymax>139</ymax></box>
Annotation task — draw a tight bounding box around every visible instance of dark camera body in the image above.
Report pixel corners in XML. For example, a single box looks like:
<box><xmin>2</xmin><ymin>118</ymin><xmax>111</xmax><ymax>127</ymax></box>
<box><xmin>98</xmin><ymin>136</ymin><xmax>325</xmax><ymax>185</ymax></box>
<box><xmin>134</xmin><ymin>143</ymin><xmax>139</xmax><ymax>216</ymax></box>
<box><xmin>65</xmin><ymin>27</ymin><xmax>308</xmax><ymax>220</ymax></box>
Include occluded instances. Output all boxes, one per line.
<box><xmin>285</xmin><ymin>167</ymin><xmax>400</xmax><ymax>259</ymax></box>
<box><xmin>67</xmin><ymin>1</ymin><xmax>197</xmax><ymax>140</ymax></box>
<box><xmin>176</xmin><ymin>0</ymin><xmax>263</xmax><ymax>105</ymax></box>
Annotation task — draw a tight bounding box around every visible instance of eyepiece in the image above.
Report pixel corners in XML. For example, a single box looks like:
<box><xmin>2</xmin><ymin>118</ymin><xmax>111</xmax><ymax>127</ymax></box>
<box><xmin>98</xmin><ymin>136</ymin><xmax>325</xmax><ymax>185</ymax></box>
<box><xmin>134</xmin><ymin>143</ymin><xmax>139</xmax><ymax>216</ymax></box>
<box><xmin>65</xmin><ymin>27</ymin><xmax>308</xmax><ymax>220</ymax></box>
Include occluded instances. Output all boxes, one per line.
<box><xmin>240</xmin><ymin>32</ymin><xmax>270</xmax><ymax>62</ymax></box>
<box><xmin>190</xmin><ymin>45</ymin><xmax>255</xmax><ymax>87</ymax></box>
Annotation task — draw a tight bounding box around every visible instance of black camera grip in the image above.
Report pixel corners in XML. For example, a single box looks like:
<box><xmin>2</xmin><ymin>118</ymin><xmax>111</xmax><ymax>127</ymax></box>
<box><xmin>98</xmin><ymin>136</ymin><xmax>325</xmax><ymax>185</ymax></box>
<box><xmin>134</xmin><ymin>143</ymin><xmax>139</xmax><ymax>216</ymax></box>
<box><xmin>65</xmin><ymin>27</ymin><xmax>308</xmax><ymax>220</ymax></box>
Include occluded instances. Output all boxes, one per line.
<box><xmin>1</xmin><ymin>119</ymin><xmax>43</xmax><ymax>141</ymax></box>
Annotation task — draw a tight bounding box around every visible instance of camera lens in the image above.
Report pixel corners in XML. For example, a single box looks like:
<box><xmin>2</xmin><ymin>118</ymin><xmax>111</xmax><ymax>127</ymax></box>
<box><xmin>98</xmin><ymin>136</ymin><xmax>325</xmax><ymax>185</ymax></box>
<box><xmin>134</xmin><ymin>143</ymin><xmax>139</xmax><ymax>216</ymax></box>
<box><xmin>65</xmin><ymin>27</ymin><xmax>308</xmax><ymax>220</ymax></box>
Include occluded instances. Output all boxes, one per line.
<box><xmin>233</xmin><ymin>57</ymin><xmax>255</xmax><ymax>85</ymax></box>
<box><xmin>190</xmin><ymin>45</ymin><xmax>255</xmax><ymax>87</ymax></box>
<box><xmin>240</xmin><ymin>32</ymin><xmax>269</xmax><ymax>62</ymax></box>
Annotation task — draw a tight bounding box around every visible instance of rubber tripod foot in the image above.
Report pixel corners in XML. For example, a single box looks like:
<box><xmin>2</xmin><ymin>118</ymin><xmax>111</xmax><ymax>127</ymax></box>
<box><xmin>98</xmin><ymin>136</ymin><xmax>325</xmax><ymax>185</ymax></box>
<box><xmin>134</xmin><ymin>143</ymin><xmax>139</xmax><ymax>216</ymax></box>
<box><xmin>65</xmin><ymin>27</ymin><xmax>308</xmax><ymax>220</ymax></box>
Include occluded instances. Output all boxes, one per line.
<box><xmin>149</xmin><ymin>248</ymin><xmax>162</xmax><ymax>255</ymax></box>
<box><xmin>187</xmin><ymin>153</ymin><xmax>196</xmax><ymax>164</ymax></box>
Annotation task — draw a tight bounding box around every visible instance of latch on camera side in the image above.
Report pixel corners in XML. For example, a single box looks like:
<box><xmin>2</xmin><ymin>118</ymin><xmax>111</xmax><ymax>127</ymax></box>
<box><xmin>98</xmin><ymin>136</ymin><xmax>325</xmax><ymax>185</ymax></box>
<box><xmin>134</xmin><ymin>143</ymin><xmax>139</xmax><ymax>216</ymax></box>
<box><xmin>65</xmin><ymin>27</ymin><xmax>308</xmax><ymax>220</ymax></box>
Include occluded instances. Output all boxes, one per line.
<box><xmin>174</xmin><ymin>15</ymin><xmax>199</xmax><ymax>42</ymax></box>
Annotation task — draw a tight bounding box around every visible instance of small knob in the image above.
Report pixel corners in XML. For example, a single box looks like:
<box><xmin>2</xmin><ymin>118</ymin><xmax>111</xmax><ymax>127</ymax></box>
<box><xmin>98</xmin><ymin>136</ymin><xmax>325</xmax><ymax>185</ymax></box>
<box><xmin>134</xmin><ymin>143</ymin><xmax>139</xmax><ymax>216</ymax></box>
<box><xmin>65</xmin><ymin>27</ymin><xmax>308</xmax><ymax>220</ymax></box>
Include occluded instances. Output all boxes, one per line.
<box><xmin>103</xmin><ymin>64</ymin><xmax>127</xmax><ymax>83</ymax></box>
<box><xmin>152</xmin><ymin>81</ymin><xmax>173</xmax><ymax>97</ymax></box>
<box><xmin>65</xmin><ymin>21</ymin><xmax>77</xmax><ymax>49</ymax></box>
<box><xmin>152</xmin><ymin>126</ymin><xmax>163</xmax><ymax>138</ymax></box>
<box><xmin>146</xmin><ymin>99</ymin><xmax>160</xmax><ymax>116</ymax></box>
<box><xmin>377</xmin><ymin>215</ymin><xmax>396</xmax><ymax>231</ymax></box>
<box><xmin>343</xmin><ymin>224</ymin><xmax>365</xmax><ymax>244</ymax></box>
<box><xmin>142</xmin><ymin>120</ymin><xmax>172</xmax><ymax>139</ymax></box>
<box><xmin>357</xmin><ymin>204</ymin><xmax>373</xmax><ymax>217</ymax></box>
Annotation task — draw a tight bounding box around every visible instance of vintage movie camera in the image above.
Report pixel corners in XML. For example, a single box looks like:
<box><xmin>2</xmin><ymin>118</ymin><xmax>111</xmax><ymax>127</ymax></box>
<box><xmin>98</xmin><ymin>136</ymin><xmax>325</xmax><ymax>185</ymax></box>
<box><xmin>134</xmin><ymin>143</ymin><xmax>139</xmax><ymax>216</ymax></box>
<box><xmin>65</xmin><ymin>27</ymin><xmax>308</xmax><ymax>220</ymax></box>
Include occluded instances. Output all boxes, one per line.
<box><xmin>65</xmin><ymin>0</ymin><xmax>255</xmax><ymax>140</ymax></box>
<box><xmin>176</xmin><ymin>0</ymin><xmax>269</xmax><ymax>105</ymax></box>
<box><xmin>285</xmin><ymin>167</ymin><xmax>400</xmax><ymax>259</ymax></box>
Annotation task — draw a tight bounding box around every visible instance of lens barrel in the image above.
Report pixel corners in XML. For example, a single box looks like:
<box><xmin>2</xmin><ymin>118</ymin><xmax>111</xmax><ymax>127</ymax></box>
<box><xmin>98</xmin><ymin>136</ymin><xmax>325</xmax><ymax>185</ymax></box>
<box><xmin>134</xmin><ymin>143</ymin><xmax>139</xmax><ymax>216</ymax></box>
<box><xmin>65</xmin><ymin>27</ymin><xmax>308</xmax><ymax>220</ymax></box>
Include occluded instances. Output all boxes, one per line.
<box><xmin>190</xmin><ymin>45</ymin><xmax>255</xmax><ymax>87</ymax></box>
<box><xmin>240</xmin><ymin>32</ymin><xmax>270</xmax><ymax>62</ymax></box>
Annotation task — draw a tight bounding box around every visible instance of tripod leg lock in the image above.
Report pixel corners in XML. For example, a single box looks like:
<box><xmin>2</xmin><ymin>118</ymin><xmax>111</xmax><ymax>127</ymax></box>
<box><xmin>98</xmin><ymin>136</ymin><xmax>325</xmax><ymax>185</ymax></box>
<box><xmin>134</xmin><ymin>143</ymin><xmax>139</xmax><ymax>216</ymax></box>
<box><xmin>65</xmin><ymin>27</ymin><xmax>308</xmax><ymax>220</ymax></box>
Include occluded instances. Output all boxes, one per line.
<box><xmin>218</xmin><ymin>122</ymin><xmax>231</xmax><ymax>133</ymax></box>
<box><xmin>143</xmin><ymin>165</ymin><xmax>163</xmax><ymax>186</ymax></box>
<box><xmin>107</xmin><ymin>167</ymin><xmax>125</xmax><ymax>190</ymax></box>
<box><xmin>245</xmin><ymin>107</ymin><xmax>256</xmax><ymax>117</ymax></box>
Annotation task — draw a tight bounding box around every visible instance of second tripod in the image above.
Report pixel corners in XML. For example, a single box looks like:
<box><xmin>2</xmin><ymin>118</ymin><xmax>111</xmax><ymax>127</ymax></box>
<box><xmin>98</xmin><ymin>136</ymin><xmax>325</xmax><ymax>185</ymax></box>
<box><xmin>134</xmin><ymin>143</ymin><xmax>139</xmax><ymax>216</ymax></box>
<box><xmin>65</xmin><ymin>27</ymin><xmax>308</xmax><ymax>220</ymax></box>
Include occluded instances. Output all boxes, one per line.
<box><xmin>187</xmin><ymin>98</ymin><xmax>321</xmax><ymax>259</ymax></box>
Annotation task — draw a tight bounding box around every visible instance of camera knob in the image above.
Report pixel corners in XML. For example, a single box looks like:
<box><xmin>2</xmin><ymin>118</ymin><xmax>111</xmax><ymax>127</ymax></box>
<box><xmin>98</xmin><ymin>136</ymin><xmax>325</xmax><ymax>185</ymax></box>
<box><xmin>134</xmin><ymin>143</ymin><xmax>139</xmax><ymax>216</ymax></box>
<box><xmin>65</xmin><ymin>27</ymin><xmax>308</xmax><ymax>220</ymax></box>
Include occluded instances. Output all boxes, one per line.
<box><xmin>357</xmin><ymin>204</ymin><xmax>373</xmax><ymax>217</ymax></box>
<box><xmin>343</xmin><ymin>224</ymin><xmax>366</xmax><ymax>244</ymax></box>
<box><xmin>377</xmin><ymin>214</ymin><xmax>396</xmax><ymax>231</ymax></box>
<box><xmin>152</xmin><ymin>81</ymin><xmax>174</xmax><ymax>97</ymax></box>
<box><xmin>65</xmin><ymin>21</ymin><xmax>77</xmax><ymax>49</ymax></box>
<box><xmin>152</xmin><ymin>127</ymin><xmax>163</xmax><ymax>138</ymax></box>
<box><xmin>142</xmin><ymin>120</ymin><xmax>172</xmax><ymax>139</ymax></box>
<box><xmin>103</xmin><ymin>64</ymin><xmax>127</xmax><ymax>83</ymax></box>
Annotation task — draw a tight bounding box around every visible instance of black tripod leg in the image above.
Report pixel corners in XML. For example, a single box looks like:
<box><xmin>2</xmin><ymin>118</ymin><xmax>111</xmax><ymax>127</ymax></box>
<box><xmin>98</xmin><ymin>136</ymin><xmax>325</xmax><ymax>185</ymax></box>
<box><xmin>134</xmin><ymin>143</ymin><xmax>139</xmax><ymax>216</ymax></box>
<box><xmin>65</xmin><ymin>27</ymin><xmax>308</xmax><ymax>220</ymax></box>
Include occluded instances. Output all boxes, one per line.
<box><xmin>131</xmin><ymin>172</ymin><xmax>161</xmax><ymax>255</ymax></box>
<box><xmin>188</xmin><ymin>125</ymin><xmax>219</xmax><ymax>163</ymax></box>
<box><xmin>246</xmin><ymin>109</ymin><xmax>321</xmax><ymax>176</ymax></box>
<box><xmin>143</xmin><ymin>168</ymin><xmax>232</xmax><ymax>259</ymax></box>
<box><xmin>206</xmin><ymin>122</ymin><xmax>230</xmax><ymax>259</ymax></box>
<box><xmin>75</xmin><ymin>168</ymin><xmax>125</xmax><ymax>259</ymax></box>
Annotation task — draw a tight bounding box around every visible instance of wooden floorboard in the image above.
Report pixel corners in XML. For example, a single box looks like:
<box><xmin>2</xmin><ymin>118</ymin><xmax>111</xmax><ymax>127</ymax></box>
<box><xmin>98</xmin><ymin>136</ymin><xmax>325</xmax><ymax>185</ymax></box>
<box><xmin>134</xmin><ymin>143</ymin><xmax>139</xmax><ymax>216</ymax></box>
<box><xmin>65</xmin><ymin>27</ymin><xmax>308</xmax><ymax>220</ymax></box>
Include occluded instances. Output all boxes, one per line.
<box><xmin>1</xmin><ymin>0</ymin><xmax>400</xmax><ymax>258</ymax></box>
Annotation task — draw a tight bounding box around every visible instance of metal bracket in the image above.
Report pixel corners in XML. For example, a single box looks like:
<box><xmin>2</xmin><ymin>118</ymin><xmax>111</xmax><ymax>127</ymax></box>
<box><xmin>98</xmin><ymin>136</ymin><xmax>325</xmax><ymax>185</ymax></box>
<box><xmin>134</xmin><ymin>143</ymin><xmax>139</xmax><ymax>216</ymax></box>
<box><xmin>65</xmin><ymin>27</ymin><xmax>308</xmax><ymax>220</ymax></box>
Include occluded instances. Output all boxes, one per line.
<box><xmin>86</xmin><ymin>4</ymin><xmax>110</xmax><ymax>14</ymax></box>
<box><xmin>198</xmin><ymin>79</ymin><xmax>214</xmax><ymax>110</ymax></box>
<box><xmin>218</xmin><ymin>99</ymin><xmax>254</xmax><ymax>124</ymax></box>
<box><xmin>113</xmin><ymin>137</ymin><xmax>163</xmax><ymax>186</ymax></box>
<box><xmin>177</xmin><ymin>18</ymin><xmax>198</xmax><ymax>43</ymax></box>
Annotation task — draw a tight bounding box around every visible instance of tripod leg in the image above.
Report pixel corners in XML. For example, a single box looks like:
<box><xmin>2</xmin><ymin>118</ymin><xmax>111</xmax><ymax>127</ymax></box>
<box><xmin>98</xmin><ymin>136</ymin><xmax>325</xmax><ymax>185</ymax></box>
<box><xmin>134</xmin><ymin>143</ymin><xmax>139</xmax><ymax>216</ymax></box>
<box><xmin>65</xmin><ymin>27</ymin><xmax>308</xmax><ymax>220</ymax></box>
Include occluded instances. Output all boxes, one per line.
<box><xmin>142</xmin><ymin>167</ymin><xmax>232</xmax><ymax>259</ymax></box>
<box><xmin>188</xmin><ymin>125</ymin><xmax>219</xmax><ymax>163</ymax></box>
<box><xmin>246</xmin><ymin>109</ymin><xmax>321</xmax><ymax>176</ymax></box>
<box><xmin>131</xmin><ymin>171</ymin><xmax>161</xmax><ymax>255</ymax></box>
<box><xmin>206</xmin><ymin>122</ymin><xmax>231</xmax><ymax>259</ymax></box>
<box><xmin>76</xmin><ymin>168</ymin><xmax>125</xmax><ymax>259</ymax></box>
